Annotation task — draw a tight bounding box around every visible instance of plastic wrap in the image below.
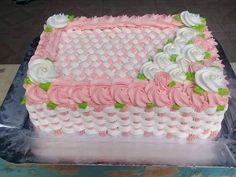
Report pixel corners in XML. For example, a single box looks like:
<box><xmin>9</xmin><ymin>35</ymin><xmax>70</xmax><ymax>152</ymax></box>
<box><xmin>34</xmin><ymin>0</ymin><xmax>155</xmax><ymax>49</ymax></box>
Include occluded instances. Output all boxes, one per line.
<box><xmin>0</xmin><ymin>37</ymin><xmax>236</xmax><ymax>166</ymax></box>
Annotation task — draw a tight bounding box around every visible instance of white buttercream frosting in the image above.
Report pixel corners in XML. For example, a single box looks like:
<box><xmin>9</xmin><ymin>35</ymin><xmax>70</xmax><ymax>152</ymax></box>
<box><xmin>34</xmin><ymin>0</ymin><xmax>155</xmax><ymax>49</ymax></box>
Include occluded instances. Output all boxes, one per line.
<box><xmin>46</xmin><ymin>13</ymin><xmax>69</xmax><ymax>28</ymax></box>
<box><xmin>195</xmin><ymin>66</ymin><xmax>225</xmax><ymax>92</ymax></box>
<box><xmin>165</xmin><ymin>64</ymin><xmax>186</xmax><ymax>83</ymax></box>
<box><xmin>163</xmin><ymin>43</ymin><xmax>180</xmax><ymax>55</ymax></box>
<box><xmin>177</xmin><ymin>57</ymin><xmax>191</xmax><ymax>72</ymax></box>
<box><xmin>180</xmin><ymin>11</ymin><xmax>202</xmax><ymax>27</ymax></box>
<box><xmin>28</xmin><ymin>59</ymin><xmax>57</xmax><ymax>83</ymax></box>
<box><xmin>153</xmin><ymin>52</ymin><xmax>172</xmax><ymax>69</ymax></box>
<box><xmin>176</xmin><ymin>27</ymin><xmax>198</xmax><ymax>41</ymax></box>
<box><xmin>141</xmin><ymin>61</ymin><xmax>161</xmax><ymax>80</ymax></box>
<box><xmin>182</xmin><ymin>44</ymin><xmax>205</xmax><ymax>62</ymax></box>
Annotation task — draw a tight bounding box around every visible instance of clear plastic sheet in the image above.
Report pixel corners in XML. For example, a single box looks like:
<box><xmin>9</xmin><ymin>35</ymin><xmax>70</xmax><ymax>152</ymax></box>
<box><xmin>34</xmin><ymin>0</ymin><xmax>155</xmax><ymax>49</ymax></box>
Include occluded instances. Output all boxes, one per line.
<box><xmin>0</xmin><ymin>37</ymin><xmax>236</xmax><ymax>166</ymax></box>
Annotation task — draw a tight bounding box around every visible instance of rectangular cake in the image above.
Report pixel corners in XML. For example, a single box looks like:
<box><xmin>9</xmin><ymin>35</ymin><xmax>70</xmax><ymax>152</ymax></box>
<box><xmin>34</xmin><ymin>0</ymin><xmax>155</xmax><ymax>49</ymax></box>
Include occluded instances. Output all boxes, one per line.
<box><xmin>23</xmin><ymin>11</ymin><xmax>229</xmax><ymax>142</ymax></box>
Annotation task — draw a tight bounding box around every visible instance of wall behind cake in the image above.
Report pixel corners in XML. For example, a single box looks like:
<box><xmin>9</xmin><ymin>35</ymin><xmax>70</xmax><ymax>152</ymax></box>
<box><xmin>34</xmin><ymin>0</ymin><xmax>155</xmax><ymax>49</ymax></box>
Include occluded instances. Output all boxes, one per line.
<box><xmin>0</xmin><ymin>0</ymin><xmax>235</xmax><ymax>64</ymax></box>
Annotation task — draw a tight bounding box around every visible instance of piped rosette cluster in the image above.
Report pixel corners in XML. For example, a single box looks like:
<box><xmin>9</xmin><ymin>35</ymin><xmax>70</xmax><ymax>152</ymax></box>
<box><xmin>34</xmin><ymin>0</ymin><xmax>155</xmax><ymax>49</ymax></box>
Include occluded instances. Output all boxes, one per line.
<box><xmin>23</xmin><ymin>70</ymin><xmax>228</xmax><ymax>115</ymax></box>
<box><xmin>139</xmin><ymin>10</ymin><xmax>229</xmax><ymax>113</ymax></box>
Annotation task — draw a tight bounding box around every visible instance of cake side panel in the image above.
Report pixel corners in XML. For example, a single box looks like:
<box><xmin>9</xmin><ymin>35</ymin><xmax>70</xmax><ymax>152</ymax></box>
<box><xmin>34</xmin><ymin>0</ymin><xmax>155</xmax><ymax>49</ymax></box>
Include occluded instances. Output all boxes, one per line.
<box><xmin>26</xmin><ymin>103</ymin><xmax>225</xmax><ymax>141</ymax></box>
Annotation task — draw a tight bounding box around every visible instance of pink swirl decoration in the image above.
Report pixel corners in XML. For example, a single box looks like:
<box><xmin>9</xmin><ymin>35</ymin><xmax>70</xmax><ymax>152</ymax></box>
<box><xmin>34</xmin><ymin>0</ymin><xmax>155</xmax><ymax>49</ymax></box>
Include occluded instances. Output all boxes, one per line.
<box><xmin>48</xmin><ymin>81</ymin><xmax>77</xmax><ymax>110</ymax></box>
<box><xmin>111</xmin><ymin>78</ymin><xmax>131</xmax><ymax>104</ymax></box>
<box><xmin>26</xmin><ymin>84</ymin><xmax>48</xmax><ymax>104</ymax></box>
<box><xmin>90</xmin><ymin>81</ymin><xmax>114</xmax><ymax>105</ymax></box>
<box><xmin>192</xmin><ymin>37</ymin><xmax>217</xmax><ymax>51</ymax></box>
<box><xmin>190</xmin><ymin>90</ymin><xmax>208</xmax><ymax>112</ymax></box>
<box><xmin>206</xmin><ymin>92</ymin><xmax>229</xmax><ymax>107</ymax></box>
<box><xmin>68</xmin><ymin>81</ymin><xmax>91</xmax><ymax>104</ymax></box>
<box><xmin>145</xmin><ymin>72</ymin><xmax>173</xmax><ymax>107</ymax></box>
<box><xmin>170</xmin><ymin>84</ymin><xmax>192</xmax><ymax>107</ymax></box>
<box><xmin>128</xmin><ymin>81</ymin><xmax>149</xmax><ymax>107</ymax></box>
<box><xmin>154</xmin><ymin>72</ymin><xmax>172</xmax><ymax>91</ymax></box>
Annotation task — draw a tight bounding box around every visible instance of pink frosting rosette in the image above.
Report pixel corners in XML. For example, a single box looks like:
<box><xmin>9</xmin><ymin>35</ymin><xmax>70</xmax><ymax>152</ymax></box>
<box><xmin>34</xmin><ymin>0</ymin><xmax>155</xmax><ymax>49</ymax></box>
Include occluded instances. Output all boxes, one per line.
<box><xmin>48</xmin><ymin>80</ymin><xmax>77</xmax><ymax>110</ymax></box>
<box><xmin>111</xmin><ymin>78</ymin><xmax>131</xmax><ymax>104</ymax></box>
<box><xmin>90</xmin><ymin>80</ymin><xmax>114</xmax><ymax>105</ymax></box>
<box><xmin>169</xmin><ymin>83</ymin><xmax>192</xmax><ymax>107</ymax></box>
<box><xmin>145</xmin><ymin>72</ymin><xmax>174</xmax><ymax>107</ymax></box>
<box><xmin>68</xmin><ymin>81</ymin><xmax>91</xmax><ymax>104</ymax></box>
<box><xmin>192</xmin><ymin>37</ymin><xmax>217</xmax><ymax>51</ymax></box>
<box><xmin>206</xmin><ymin>92</ymin><xmax>229</xmax><ymax>107</ymax></box>
<box><xmin>189</xmin><ymin>88</ymin><xmax>208</xmax><ymax>112</ymax></box>
<box><xmin>153</xmin><ymin>72</ymin><xmax>172</xmax><ymax>91</ymax></box>
<box><xmin>128</xmin><ymin>81</ymin><xmax>149</xmax><ymax>107</ymax></box>
<box><xmin>26</xmin><ymin>84</ymin><xmax>48</xmax><ymax>104</ymax></box>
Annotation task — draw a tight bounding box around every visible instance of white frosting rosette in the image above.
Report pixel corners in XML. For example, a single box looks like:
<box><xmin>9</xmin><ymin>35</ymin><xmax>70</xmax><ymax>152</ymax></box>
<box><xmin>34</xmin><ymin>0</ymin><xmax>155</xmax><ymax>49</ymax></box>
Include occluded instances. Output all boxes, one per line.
<box><xmin>176</xmin><ymin>27</ymin><xmax>198</xmax><ymax>41</ymax></box>
<box><xmin>165</xmin><ymin>64</ymin><xmax>186</xmax><ymax>83</ymax></box>
<box><xmin>163</xmin><ymin>43</ymin><xmax>180</xmax><ymax>55</ymax></box>
<box><xmin>141</xmin><ymin>61</ymin><xmax>161</xmax><ymax>80</ymax></box>
<box><xmin>176</xmin><ymin>56</ymin><xmax>191</xmax><ymax>73</ymax></box>
<box><xmin>153</xmin><ymin>52</ymin><xmax>172</xmax><ymax>69</ymax></box>
<box><xmin>28</xmin><ymin>59</ymin><xmax>57</xmax><ymax>83</ymax></box>
<box><xmin>46</xmin><ymin>14</ymin><xmax>69</xmax><ymax>29</ymax></box>
<box><xmin>182</xmin><ymin>44</ymin><xmax>205</xmax><ymax>62</ymax></box>
<box><xmin>180</xmin><ymin>11</ymin><xmax>202</xmax><ymax>27</ymax></box>
<box><xmin>195</xmin><ymin>66</ymin><xmax>225</xmax><ymax>92</ymax></box>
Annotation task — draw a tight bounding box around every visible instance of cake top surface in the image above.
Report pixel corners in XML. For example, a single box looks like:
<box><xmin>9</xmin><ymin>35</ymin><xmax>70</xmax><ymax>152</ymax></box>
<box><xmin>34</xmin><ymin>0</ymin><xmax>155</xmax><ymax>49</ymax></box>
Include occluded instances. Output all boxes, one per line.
<box><xmin>24</xmin><ymin>11</ymin><xmax>229</xmax><ymax>113</ymax></box>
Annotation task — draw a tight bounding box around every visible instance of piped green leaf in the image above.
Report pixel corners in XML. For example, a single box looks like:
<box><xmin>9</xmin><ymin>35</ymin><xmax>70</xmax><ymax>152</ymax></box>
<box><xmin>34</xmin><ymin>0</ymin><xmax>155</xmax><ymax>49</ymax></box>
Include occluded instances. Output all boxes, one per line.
<box><xmin>185</xmin><ymin>72</ymin><xmax>195</xmax><ymax>81</ymax></box>
<box><xmin>23</xmin><ymin>77</ymin><xmax>32</xmax><ymax>85</ymax></box>
<box><xmin>218</xmin><ymin>88</ymin><xmax>229</xmax><ymax>96</ymax></box>
<box><xmin>168</xmin><ymin>80</ymin><xmax>176</xmax><ymax>87</ymax></box>
<box><xmin>44</xmin><ymin>26</ymin><xmax>53</xmax><ymax>32</ymax></box>
<box><xmin>47</xmin><ymin>101</ymin><xmax>57</xmax><ymax>109</ymax></box>
<box><xmin>157</xmin><ymin>48</ymin><xmax>163</xmax><ymax>53</ymax></box>
<box><xmin>20</xmin><ymin>96</ymin><xmax>26</xmax><ymax>105</ymax></box>
<box><xmin>198</xmin><ymin>33</ymin><xmax>205</xmax><ymax>38</ymax></box>
<box><xmin>46</xmin><ymin>57</ymin><xmax>54</xmax><ymax>62</ymax></box>
<box><xmin>216</xmin><ymin>105</ymin><xmax>225</xmax><ymax>112</ymax></box>
<box><xmin>114</xmin><ymin>102</ymin><xmax>125</xmax><ymax>109</ymax></box>
<box><xmin>204</xmin><ymin>51</ymin><xmax>211</xmax><ymax>59</ymax></box>
<box><xmin>200</xmin><ymin>17</ymin><xmax>206</xmax><ymax>25</ymax></box>
<box><xmin>39</xmin><ymin>82</ymin><xmax>51</xmax><ymax>91</ymax></box>
<box><xmin>166</xmin><ymin>38</ymin><xmax>174</xmax><ymax>44</ymax></box>
<box><xmin>148</xmin><ymin>56</ymin><xmax>153</xmax><ymax>62</ymax></box>
<box><xmin>146</xmin><ymin>102</ymin><xmax>155</xmax><ymax>109</ymax></box>
<box><xmin>79</xmin><ymin>101</ymin><xmax>88</xmax><ymax>109</ymax></box>
<box><xmin>174</xmin><ymin>14</ymin><xmax>182</xmax><ymax>22</ymax></box>
<box><xmin>137</xmin><ymin>73</ymin><xmax>147</xmax><ymax>80</ymax></box>
<box><xmin>192</xmin><ymin>24</ymin><xmax>206</xmax><ymax>32</ymax></box>
<box><xmin>172</xmin><ymin>103</ymin><xmax>181</xmax><ymax>111</ymax></box>
<box><xmin>194</xmin><ymin>85</ymin><xmax>205</xmax><ymax>95</ymax></box>
<box><xmin>187</xmin><ymin>39</ymin><xmax>193</xmax><ymax>44</ymax></box>
<box><xmin>68</xmin><ymin>15</ymin><xmax>75</xmax><ymax>22</ymax></box>
<box><xmin>170</xmin><ymin>54</ymin><xmax>178</xmax><ymax>63</ymax></box>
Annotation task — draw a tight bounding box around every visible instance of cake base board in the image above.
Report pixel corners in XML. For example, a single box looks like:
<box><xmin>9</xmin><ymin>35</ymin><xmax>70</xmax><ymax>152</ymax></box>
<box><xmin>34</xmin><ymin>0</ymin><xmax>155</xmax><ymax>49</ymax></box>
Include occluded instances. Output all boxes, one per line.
<box><xmin>32</xmin><ymin>132</ymin><xmax>236</xmax><ymax>166</ymax></box>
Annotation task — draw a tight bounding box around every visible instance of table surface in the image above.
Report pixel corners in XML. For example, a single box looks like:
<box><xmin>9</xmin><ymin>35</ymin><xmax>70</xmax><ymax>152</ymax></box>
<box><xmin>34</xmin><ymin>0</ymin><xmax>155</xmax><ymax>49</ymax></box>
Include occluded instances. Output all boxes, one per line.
<box><xmin>0</xmin><ymin>158</ymin><xmax>236</xmax><ymax>177</ymax></box>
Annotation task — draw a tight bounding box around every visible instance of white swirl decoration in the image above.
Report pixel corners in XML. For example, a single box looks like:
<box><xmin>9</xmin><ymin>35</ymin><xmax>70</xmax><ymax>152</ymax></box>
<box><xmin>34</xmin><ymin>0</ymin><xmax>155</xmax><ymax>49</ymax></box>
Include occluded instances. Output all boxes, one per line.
<box><xmin>153</xmin><ymin>52</ymin><xmax>172</xmax><ymax>69</ymax></box>
<box><xmin>177</xmin><ymin>58</ymin><xmax>191</xmax><ymax>73</ymax></box>
<box><xmin>165</xmin><ymin>64</ymin><xmax>186</xmax><ymax>83</ymax></box>
<box><xmin>195</xmin><ymin>67</ymin><xmax>225</xmax><ymax>92</ymax></box>
<box><xmin>163</xmin><ymin>43</ymin><xmax>180</xmax><ymax>55</ymax></box>
<box><xmin>180</xmin><ymin>11</ymin><xmax>202</xmax><ymax>27</ymax></box>
<box><xmin>182</xmin><ymin>44</ymin><xmax>205</xmax><ymax>62</ymax></box>
<box><xmin>28</xmin><ymin>59</ymin><xmax>57</xmax><ymax>83</ymax></box>
<box><xmin>141</xmin><ymin>61</ymin><xmax>161</xmax><ymax>80</ymax></box>
<box><xmin>176</xmin><ymin>27</ymin><xmax>198</xmax><ymax>41</ymax></box>
<box><xmin>46</xmin><ymin>13</ymin><xmax>69</xmax><ymax>29</ymax></box>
